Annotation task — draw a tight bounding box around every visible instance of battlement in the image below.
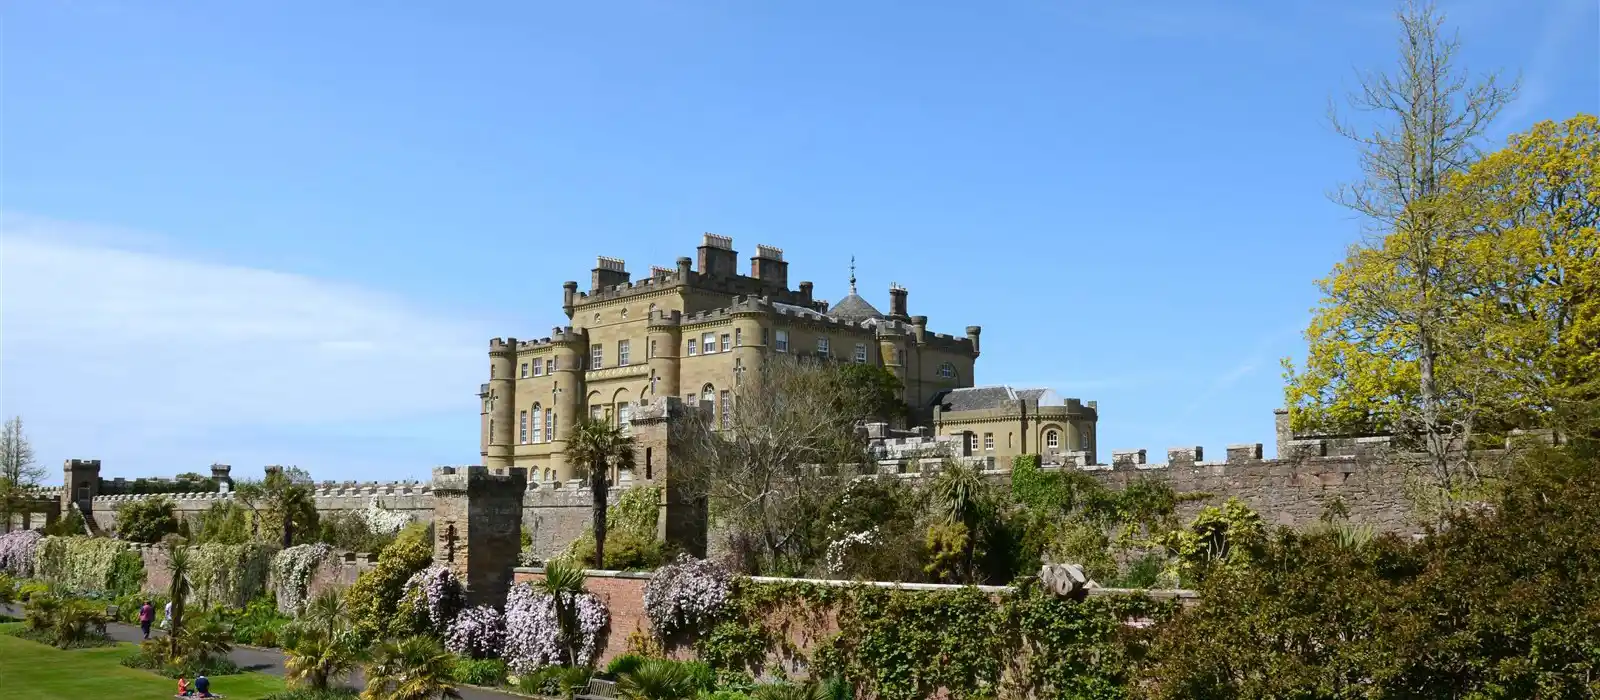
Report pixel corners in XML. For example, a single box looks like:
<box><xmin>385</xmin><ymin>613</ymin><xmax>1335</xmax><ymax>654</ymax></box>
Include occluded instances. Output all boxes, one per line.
<box><xmin>432</xmin><ymin>465</ymin><xmax>527</xmax><ymax>494</ymax></box>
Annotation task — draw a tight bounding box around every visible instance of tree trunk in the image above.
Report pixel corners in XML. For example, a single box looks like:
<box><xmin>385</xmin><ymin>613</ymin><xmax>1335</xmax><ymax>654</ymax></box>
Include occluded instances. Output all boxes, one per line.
<box><xmin>591</xmin><ymin>458</ymin><xmax>608</xmax><ymax>569</ymax></box>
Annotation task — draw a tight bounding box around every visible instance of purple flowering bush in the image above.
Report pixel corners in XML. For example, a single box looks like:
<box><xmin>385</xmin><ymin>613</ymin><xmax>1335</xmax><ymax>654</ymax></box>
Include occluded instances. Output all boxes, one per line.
<box><xmin>503</xmin><ymin>582</ymin><xmax>609</xmax><ymax>673</ymax></box>
<box><xmin>400</xmin><ymin>565</ymin><xmax>467</xmax><ymax>634</ymax></box>
<box><xmin>0</xmin><ymin>530</ymin><xmax>42</xmax><ymax>577</ymax></box>
<box><xmin>643</xmin><ymin>554</ymin><xmax>732</xmax><ymax>637</ymax></box>
<box><xmin>446</xmin><ymin>604</ymin><xmax>506</xmax><ymax>660</ymax></box>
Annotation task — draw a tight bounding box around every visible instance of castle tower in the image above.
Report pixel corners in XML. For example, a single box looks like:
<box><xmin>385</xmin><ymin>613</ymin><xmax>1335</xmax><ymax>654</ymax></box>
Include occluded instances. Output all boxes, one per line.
<box><xmin>646</xmin><ymin>311</ymin><xmax>683</xmax><ymax>403</ymax></box>
<box><xmin>629</xmin><ymin>397</ymin><xmax>707</xmax><ymax>557</ymax></box>
<box><xmin>549</xmin><ymin>326</ymin><xmax>586</xmax><ymax>480</ymax></box>
<box><xmin>61</xmin><ymin>458</ymin><xmax>102</xmax><ymax>511</ymax></box>
<box><xmin>431</xmin><ymin>465</ymin><xmax>526</xmax><ymax>607</ymax></box>
<box><xmin>486</xmin><ymin>339</ymin><xmax>517</xmax><ymax>469</ymax></box>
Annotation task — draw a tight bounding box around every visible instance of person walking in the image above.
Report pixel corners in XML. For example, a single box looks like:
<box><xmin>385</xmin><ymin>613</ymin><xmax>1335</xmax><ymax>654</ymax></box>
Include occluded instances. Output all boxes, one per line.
<box><xmin>138</xmin><ymin>600</ymin><xmax>155</xmax><ymax>639</ymax></box>
<box><xmin>162</xmin><ymin>600</ymin><xmax>173</xmax><ymax>630</ymax></box>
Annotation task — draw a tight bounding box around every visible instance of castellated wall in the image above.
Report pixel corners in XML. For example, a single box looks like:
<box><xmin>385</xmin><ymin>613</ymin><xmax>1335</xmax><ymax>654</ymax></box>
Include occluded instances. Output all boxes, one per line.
<box><xmin>86</xmin><ymin>481</ymin><xmax>438</xmax><ymax>533</ymax></box>
<box><xmin>519</xmin><ymin>478</ymin><xmax>628</xmax><ymax>561</ymax></box>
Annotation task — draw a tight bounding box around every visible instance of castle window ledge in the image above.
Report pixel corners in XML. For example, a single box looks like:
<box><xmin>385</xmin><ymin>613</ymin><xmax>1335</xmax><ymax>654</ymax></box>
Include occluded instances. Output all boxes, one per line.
<box><xmin>584</xmin><ymin>365</ymin><xmax>650</xmax><ymax>381</ymax></box>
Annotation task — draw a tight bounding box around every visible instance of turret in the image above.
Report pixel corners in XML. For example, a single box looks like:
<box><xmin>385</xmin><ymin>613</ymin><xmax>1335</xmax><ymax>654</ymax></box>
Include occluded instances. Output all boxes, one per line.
<box><xmin>675</xmin><ymin>256</ymin><xmax>693</xmax><ymax>280</ymax></box>
<box><xmin>888</xmin><ymin>283</ymin><xmax>909</xmax><ymax>321</ymax></box>
<box><xmin>562</xmin><ymin>281</ymin><xmax>578</xmax><ymax>319</ymax></box>
<box><xmin>646</xmin><ymin>311</ymin><xmax>683</xmax><ymax>402</ymax></box>
<box><xmin>486</xmin><ymin>338</ymin><xmax>517</xmax><ymax>468</ymax></box>
<box><xmin>549</xmin><ymin>328</ymin><xmax>587</xmax><ymax>480</ymax></box>
<box><xmin>966</xmin><ymin>326</ymin><xmax>982</xmax><ymax>356</ymax></box>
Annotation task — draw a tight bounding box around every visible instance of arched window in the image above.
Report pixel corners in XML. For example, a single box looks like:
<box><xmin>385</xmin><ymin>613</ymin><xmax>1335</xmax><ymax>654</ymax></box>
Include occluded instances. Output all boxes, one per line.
<box><xmin>1045</xmin><ymin>430</ymin><xmax>1060</xmax><ymax>449</ymax></box>
<box><xmin>701</xmin><ymin>384</ymin><xmax>716</xmax><ymax>405</ymax></box>
<box><xmin>531</xmin><ymin>403</ymin><xmax>544</xmax><ymax>443</ymax></box>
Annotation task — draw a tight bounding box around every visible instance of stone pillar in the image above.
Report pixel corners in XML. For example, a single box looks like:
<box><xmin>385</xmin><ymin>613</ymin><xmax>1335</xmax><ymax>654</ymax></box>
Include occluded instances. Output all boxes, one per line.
<box><xmin>630</xmin><ymin>398</ymin><xmax>707</xmax><ymax>558</ymax></box>
<box><xmin>431</xmin><ymin>465</ymin><xmax>527</xmax><ymax>608</ymax></box>
<box><xmin>1273</xmin><ymin>408</ymin><xmax>1292</xmax><ymax>458</ymax></box>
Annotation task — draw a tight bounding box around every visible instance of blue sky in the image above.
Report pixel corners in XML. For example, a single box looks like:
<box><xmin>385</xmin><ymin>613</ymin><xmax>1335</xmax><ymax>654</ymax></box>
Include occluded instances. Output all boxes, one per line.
<box><xmin>2</xmin><ymin>0</ymin><xmax>1596</xmax><ymax>484</ymax></box>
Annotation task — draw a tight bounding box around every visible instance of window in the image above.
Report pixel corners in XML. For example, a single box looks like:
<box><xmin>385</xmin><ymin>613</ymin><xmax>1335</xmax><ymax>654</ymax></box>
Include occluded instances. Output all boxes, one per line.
<box><xmin>720</xmin><ymin>333</ymin><xmax>731</xmax><ymax>352</ymax></box>
<box><xmin>620</xmin><ymin>307</ymin><xmax>628</xmax><ymax>319</ymax></box>
<box><xmin>686</xmin><ymin>393</ymin><xmax>696</xmax><ymax>406</ymax></box>
<box><xmin>762</xmin><ymin>328</ymin><xmax>770</xmax><ymax>346</ymax></box>
<box><xmin>650</xmin><ymin>373</ymin><xmax>659</xmax><ymax>395</ymax></box>
<box><xmin>550</xmin><ymin>357</ymin><xmax>559</xmax><ymax>371</ymax></box>
<box><xmin>854</xmin><ymin>343</ymin><xmax>867</xmax><ymax>363</ymax></box>
<box><xmin>896</xmin><ymin>348</ymin><xmax>905</xmax><ymax>366</ymax></box>
<box><xmin>545</xmin><ymin>409</ymin><xmax>555</xmax><ymax>442</ymax></box>
<box><xmin>645</xmin><ymin>447</ymin><xmax>653</xmax><ymax>480</ymax></box>
<box><xmin>532</xmin><ymin>403</ymin><xmax>544</xmax><ymax>443</ymax></box>
<box><xmin>1008</xmin><ymin>433</ymin><xmax>1014</xmax><ymax>448</ymax></box>
<box><xmin>701</xmin><ymin>384</ymin><xmax>716</xmax><ymax>406</ymax></box>
<box><xmin>490</xmin><ymin>365</ymin><xmax>497</xmax><ymax>378</ymax></box>
<box><xmin>520</xmin><ymin>411</ymin><xmax>529</xmax><ymax>444</ymax></box>
<box><xmin>735</xmin><ymin>328</ymin><xmax>743</xmax><ymax>346</ymax></box>
<box><xmin>817</xmin><ymin>336</ymin><xmax>830</xmax><ymax>355</ymax></box>
<box><xmin>1080</xmin><ymin>431</ymin><xmax>1090</xmax><ymax>450</ymax></box>
<box><xmin>618</xmin><ymin>340</ymin><xmax>631</xmax><ymax>366</ymax></box>
<box><xmin>720</xmin><ymin>390</ymin><xmax>732</xmax><ymax>430</ymax></box>
<box><xmin>733</xmin><ymin>358</ymin><xmax>744</xmax><ymax>386</ymax></box>
<box><xmin>1046</xmin><ymin>430</ymin><xmax>1060</xmax><ymax>449</ymax></box>
<box><xmin>967</xmin><ymin>433</ymin><xmax>978</xmax><ymax>451</ymax></box>
<box><xmin>533</xmin><ymin>358</ymin><xmax>544</xmax><ymax>376</ymax></box>
<box><xmin>590</xmin><ymin>344</ymin><xmax>603</xmax><ymax>369</ymax></box>
<box><xmin>648</xmin><ymin>339</ymin><xmax>656</xmax><ymax>359</ymax></box>
<box><xmin>520</xmin><ymin>363</ymin><xmax>529</xmax><ymax>378</ymax></box>
<box><xmin>702</xmin><ymin>332</ymin><xmax>716</xmax><ymax>353</ymax></box>
<box><xmin>590</xmin><ymin>405</ymin><xmax>603</xmax><ymax>421</ymax></box>
<box><xmin>687</xmin><ymin>339</ymin><xmax>698</xmax><ymax>356</ymax></box>
<box><xmin>775</xmin><ymin>329</ymin><xmax>788</xmax><ymax>353</ymax></box>
<box><xmin>618</xmin><ymin>403</ymin><xmax>632</xmax><ymax>434</ymax></box>
<box><xmin>983</xmin><ymin>432</ymin><xmax>994</xmax><ymax>450</ymax></box>
<box><xmin>938</xmin><ymin>363</ymin><xmax>956</xmax><ymax>379</ymax></box>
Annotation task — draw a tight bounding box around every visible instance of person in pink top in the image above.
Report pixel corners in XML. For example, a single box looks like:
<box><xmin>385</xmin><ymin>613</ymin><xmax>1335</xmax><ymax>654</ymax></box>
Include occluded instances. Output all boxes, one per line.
<box><xmin>138</xmin><ymin>600</ymin><xmax>155</xmax><ymax>639</ymax></box>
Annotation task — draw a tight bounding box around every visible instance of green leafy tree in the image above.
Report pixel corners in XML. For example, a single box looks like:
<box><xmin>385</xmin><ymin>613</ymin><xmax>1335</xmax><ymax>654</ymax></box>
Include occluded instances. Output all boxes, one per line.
<box><xmin>1284</xmin><ymin>0</ymin><xmax>1520</xmax><ymax>516</ymax></box>
<box><xmin>191</xmin><ymin>500</ymin><xmax>253</xmax><ymax>545</ymax></box>
<box><xmin>286</xmin><ymin>626</ymin><xmax>366</xmax><ymax>691</ymax></box>
<box><xmin>537</xmin><ymin>559</ymin><xmax>588</xmax><ymax>665</ymax></box>
<box><xmin>566</xmin><ymin>417</ymin><xmax>638</xmax><ymax>569</ymax></box>
<box><xmin>166</xmin><ymin>545</ymin><xmax>193</xmax><ymax>660</ymax></box>
<box><xmin>117</xmin><ymin>496</ymin><xmax>180</xmax><ymax>543</ymax></box>
<box><xmin>237</xmin><ymin>466</ymin><xmax>320</xmax><ymax>548</ymax></box>
<box><xmin>346</xmin><ymin>523</ymin><xmax>433</xmax><ymax>641</ymax></box>
<box><xmin>833</xmin><ymin>363</ymin><xmax>908</xmax><ymax>425</ymax></box>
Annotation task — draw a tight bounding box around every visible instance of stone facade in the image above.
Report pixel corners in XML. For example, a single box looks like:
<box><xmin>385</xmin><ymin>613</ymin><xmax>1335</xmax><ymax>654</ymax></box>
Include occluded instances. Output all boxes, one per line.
<box><xmin>480</xmin><ymin>234</ymin><xmax>990</xmax><ymax>481</ymax></box>
<box><xmin>432</xmin><ymin>465</ymin><xmax>527</xmax><ymax>607</ymax></box>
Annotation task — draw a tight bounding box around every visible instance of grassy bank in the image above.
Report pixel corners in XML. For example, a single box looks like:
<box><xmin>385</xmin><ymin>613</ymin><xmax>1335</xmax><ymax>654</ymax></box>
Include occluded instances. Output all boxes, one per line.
<box><xmin>0</xmin><ymin>623</ymin><xmax>287</xmax><ymax>700</ymax></box>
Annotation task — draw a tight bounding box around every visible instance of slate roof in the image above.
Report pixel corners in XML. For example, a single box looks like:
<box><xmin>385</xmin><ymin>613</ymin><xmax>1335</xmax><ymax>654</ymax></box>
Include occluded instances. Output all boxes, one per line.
<box><xmin>932</xmin><ymin>385</ymin><xmax>1019</xmax><ymax>411</ymax></box>
<box><xmin>828</xmin><ymin>293</ymin><xmax>886</xmax><ymax>322</ymax></box>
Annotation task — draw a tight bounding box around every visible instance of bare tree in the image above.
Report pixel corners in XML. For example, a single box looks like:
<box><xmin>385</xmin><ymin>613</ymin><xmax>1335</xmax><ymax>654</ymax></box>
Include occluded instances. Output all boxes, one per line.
<box><xmin>1325</xmin><ymin>0</ymin><xmax>1518</xmax><ymax>515</ymax></box>
<box><xmin>671</xmin><ymin>356</ymin><xmax>874</xmax><ymax>575</ymax></box>
<box><xmin>1</xmin><ymin>416</ymin><xmax>45</xmax><ymax>529</ymax></box>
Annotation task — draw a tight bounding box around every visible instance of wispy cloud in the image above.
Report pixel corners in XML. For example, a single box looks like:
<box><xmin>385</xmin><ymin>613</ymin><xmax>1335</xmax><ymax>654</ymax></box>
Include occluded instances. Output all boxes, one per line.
<box><xmin>0</xmin><ymin>213</ymin><xmax>497</xmax><ymax>477</ymax></box>
<box><xmin>1179</xmin><ymin>322</ymin><xmax>1304</xmax><ymax>417</ymax></box>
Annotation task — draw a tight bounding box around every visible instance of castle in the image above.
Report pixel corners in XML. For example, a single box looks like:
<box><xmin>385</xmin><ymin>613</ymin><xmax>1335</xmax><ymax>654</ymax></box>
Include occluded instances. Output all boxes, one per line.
<box><xmin>480</xmin><ymin>233</ymin><xmax>1101</xmax><ymax>481</ymax></box>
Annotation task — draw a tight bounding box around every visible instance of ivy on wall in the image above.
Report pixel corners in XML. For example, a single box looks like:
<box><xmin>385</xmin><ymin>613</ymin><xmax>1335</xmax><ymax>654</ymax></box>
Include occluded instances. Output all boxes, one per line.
<box><xmin>690</xmin><ymin>574</ymin><xmax>1179</xmax><ymax>700</ymax></box>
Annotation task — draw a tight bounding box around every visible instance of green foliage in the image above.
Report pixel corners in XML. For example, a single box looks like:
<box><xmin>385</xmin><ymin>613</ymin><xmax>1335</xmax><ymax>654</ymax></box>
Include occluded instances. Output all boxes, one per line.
<box><xmin>832</xmin><ymin>363</ymin><xmax>908</xmax><ymax>423</ymax></box>
<box><xmin>188</xmin><ymin>542</ymin><xmax>275</xmax><ymax>610</ymax></box>
<box><xmin>346</xmin><ymin>523</ymin><xmax>433</xmax><ymax>642</ymax></box>
<box><xmin>316</xmin><ymin>509</ymin><xmax>400</xmax><ymax>553</ymax></box>
<box><xmin>284</xmin><ymin>627</ymin><xmax>365</xmax><ymax>691</ymax></box>
<box><xmin>107</xmin><ymin>547</ymin><xmax>146</xmax><ymax>597</ymax></box>
<box><xmin>263</xmin><ymin>689</ymin><xmax>362</xmax><ymax>700</ymax></box>
<box><xmin>191</xmin><ymin>500</ymin><xmax>255</xmax><ymax>545</ymax></box>
<box><xmin>116</xmin><ymin>497</ymin><xmax>180</xmax><ymax>543</ymax></box>
<box><xmin>1161</xmin><ymin>498</ymin><xmax>1265</xmax><ymax>586</ymax></box>
<box><xmin>237</xmin><ymin>466</ymin><xmax>321</xmax><ymax>548</ymax></box>
<box><xmin>42</xmin><ymin>503</ymin><xmax>86</xmax><ymax>536</ymax></box>
<box><xmin>605</xmin><ymin>653</ymin><xmax>648</xmax><ymax>678</ymax></box>
<box><xmin>362</xmin><ymin>634</ymin><xmax>462</xmax><ymax>700</ymax></box>
<box><xmin>518</xmin><ymin>665</ymin><xmax>593</xmax><ymax>699</ymax></box>
<box><xmin>211</xmin><ymin>594</ymin><xmax>294</xmax><ymax>647</ymax></box>
<box><xmin>618</xmin><ymin>659</ymin><xmax>703</xmax><ymax>700</ymax></box>
<box><xmin>120</xmin><ymin>637</ymin><xmax>244</xmax><ymax>678</ymax></box>
<box><xmin>32</xmin><ymin>536</ymin><xmax>138</xmax><ymax>594</ymax></box>
<box><xmin>12</xmin><ymin>594</ymin><xmax>115</xmax><ymax>648</ymax></box>
<box><xmin>568</xmin><ymin>485</ymin><xmax>665</xmax><ymax>570</ymax></box>
<box><xmin>450</xmin><ymin>656</ymin><xmax>508</xmax><ymax>686</ymax></box>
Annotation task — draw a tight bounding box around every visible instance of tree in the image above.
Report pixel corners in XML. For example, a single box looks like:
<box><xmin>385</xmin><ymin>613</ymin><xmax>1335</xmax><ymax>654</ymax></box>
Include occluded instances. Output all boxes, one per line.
<box><xmin>672</xmin><ymin>356</ymin><xmax>872</xmax><ymax>575</ymax></box>
<box><xmin>286</xmin><ymin>626</ymin><xmax>365</xmax><ymax>691</ymax></box>
<box><xmin>236</xmin><ymin>466</ymin><xmax>320</xmax><ymax>548</ymax></box>
<box><xmin>116</xmin><ymin>496</ymin><xmax>179</xmax><ymax>543</ymax></box>
<box><xmin>166</xmin><ymin>545</ymin><xmax>193</xmax><ymax>660</ymax></box>
<box><xmin>536</xmin><ymin>559</ymin><xmax>587</xmax><ymax>666</ymax></box>
<box><xmin>832</xmin><ymin>363</ymin><xmax>908</xmax><ymax>425</ymax></box>
<box><xmin>0</xmin><ymin>417</ymin><xmax>44</xmax><ymax>530</ymax></box>
<box><xmin>362</xmin><ymin>634</ymin><xmax>462</xmax><ymax>700</ymax></box>
<box><xmin>566</xmin><ymin>417</ymin><xmax>637</xmax><ymax>569</ymax></box>
<box><xmin>1284</xmin><ymin>0</ymin><xmax>1519</xmax><ymax>516</ymax></box>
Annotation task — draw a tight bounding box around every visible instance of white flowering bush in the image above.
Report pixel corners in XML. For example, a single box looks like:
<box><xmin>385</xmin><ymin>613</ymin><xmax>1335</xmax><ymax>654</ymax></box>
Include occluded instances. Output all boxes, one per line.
<box><xmin>401</xmin><ymin>565</ymin><xmax>467</xmax><ymax>634</ymax></box>
<box><xmin>189</xmin><ymin>543</ymin><xmax>275</xmax><ymax>609</ymax></box>
<box><xmin>503</xmin><ymin>582</ymin><xmax>609</xmax><ymax>673</ymax></box>
<box><xmin>445</xmin><ymin>604</ymin><xmax>505</xmax><ymax>659</ymax></box>
<box><xmin>825</xmin><ymin>527</ymin><xmax>881</xmax><ymax>576</ymax></box>
<box><xmin>642</xmin><ymin>554</ymin><xmax>731</xmax><ymax>637</ymax></box>
<box><xmin>271</xmin><ymin>543</ymin><xmax>334</xmax><ymax>615</ymax></box>
<box><xmin>32</xmin><ymin>536</ymin><xmax>131</xmax><ymax>593</ymax></box>
<box><xmin>358</xmin><ymin>500</ymin><xmax>412</xmax><ymax>536</ymax></box>
<box><xmin>0</xmin><ymin>530</ymin><xmax>42</xmax><ymax>577</ymax></box>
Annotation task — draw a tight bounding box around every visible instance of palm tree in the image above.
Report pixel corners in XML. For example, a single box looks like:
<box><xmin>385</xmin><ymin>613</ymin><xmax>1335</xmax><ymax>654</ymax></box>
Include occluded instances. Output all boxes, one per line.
<box><xmin>285</xmin><ymin>627</ymin><xmax>364</xmax><ymax>691</ymax></box>
<box><xmin>177</xmin><ymin>616</ymin><xmax>234</xmax><ymax>664</ymax></box>
<box><xmin>927</xmin><ymin>461</ymin><xmax>990</xmax><ymax>583</ymax></box>
<box><xmin>537</xmin><ymin>559</ymin><xmax>587</xmax><ymax>665</ymax></box>
<box><xmin>566</xmin><ymin>417</ymin><xmax>637</xmax><ymax>568</ymax></box>
<box><xmin>362</xmin><ymin>635</ymin><xmax>462</xmax><ymax>700</ymax></box>
<box><xmin>617</xmin><ymin>660</ymin><xmax>697</xmax><ymax>700</ymax></box>
<box><xmin>302</xmin><ymin>587</ymin><xmax>350</xmax><ymax>638</ymax></box>
<box><xmin>166</xmin><ymin>545</ymin><xmax>193</xmax><ymax>660</ymax></box>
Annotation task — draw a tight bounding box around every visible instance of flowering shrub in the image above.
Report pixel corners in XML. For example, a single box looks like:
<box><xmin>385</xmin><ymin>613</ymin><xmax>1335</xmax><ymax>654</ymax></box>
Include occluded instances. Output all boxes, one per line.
<box><xmin>503</xmin><ymin>582</ymin><xmax>609</xmax><ymax>672</ymax></box>
<box><xmin>270</xmin><ymin>543</ymin><xmax>334</xmax><ymax>615</ymax></box>
<box><xmin>0</xmin><ymin>530</ymin><xmax>42</xmax><ymax>577</ymax></box>
<box><xmin>400</xmin><ymin>565</ymin><xmax>467</xmax><ymax>634</ymax></box>
<box><xmin>446</xmin><ymin>605</ymin><xmax>506</xmax><ymax>659</ymax></box>
<box><xmin>642</xmin><ymin>555</ymin><xmax>731</xmax><ymax>638</ymax></box>
<box><xmin>188</xmin><ymin>543</ymin><xmax>274</xmax><ymax>609</ymax></box>
<box><xmin>824</xmin><ymin>527</ymin><xmax>882</xmax><ymax>576</ymax></box>
<box><xmin>32</xmin><ymin>536</ymin><xmax>132</xmax><ymax>593</ymax></box>
<box><xmin>358</xmin><ymin>500</ymin><xmax>413</xmax><ymax>536</ymax></box>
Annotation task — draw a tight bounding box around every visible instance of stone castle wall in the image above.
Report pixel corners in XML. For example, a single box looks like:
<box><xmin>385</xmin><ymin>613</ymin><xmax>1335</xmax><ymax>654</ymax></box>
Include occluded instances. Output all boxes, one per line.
<box><xmin>130</xmin><ymin>542</ymin><xmax>380</xmax><ymax>601</ymax></box>
<box><xmin>84</xmin><ymin>482</ymin><xmax>437</xmax><ymax>534</ymax></box>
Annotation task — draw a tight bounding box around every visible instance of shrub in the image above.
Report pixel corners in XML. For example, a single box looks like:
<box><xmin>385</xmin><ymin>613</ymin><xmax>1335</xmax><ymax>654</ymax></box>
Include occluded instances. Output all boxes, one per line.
<box><xmin>0</xmin><ymin>529</ymin><xmax>42</xmax><ymax>576</ymax></box>
<box><xmin>32</xmin><ymin>536</ymin><xmax>134</xmax><ymax>594</ymax></box>
<box><xmin>116</xmin><ymin>497</ymin><xmax>180</xmax><ymax>543</ymax></box>
<box><xmin>618</xmin><ymin>659</ymin><xmax>700</xmax><ymax>700</ymax></box>
<box><xmin>10</xmin><ymin>595</ymin><xmax>114</xmax><ymax>649</ymax></box>
<box><xmin>605</xmin><ymin>653</ymin><xmax>648</xmax><ymax>678</ymax></box>
<box><xmin>398</xmin><ymin>565</ymin><xmax>466</xmax><ymax>635</ymax></box>
<box><xmin>188</xmin><ymin>542</ymin><xmax>275</xmax><ymax>610</ymax></box>
<box><xmin>120</xmin><ymin>639</ymin><xmax>243</xmax><ymax>678</ymax></box>
<box><xmin>271</xmin><ymin>543</ymin><xmax>335</xmax><ymax>616</ymax></box>
<box><xmin>452</xmin><ymin>656</ymin><xmax>509</xmax><ymax>686</ymax></box>
<box><xmin>445</xmin><ymin>604</ymin><xmax>505</xmax><ymax>660</ymax></box>
<box><xmin>644</xmin><ymin>555</ymin><xmax>732</xmax><ymax>638</ymax></box>
<box><xmin>261</xmin><ymin>690</ymin><xmax>361</xmax><ymax>700</ymax></box>
<box><xmin>345</xmin><ymin>523</ymin><xmax>432</xmax><ymax>640</ymax></box>
<box><xmin>517</xmin><ymin>665</ymin><xmax>593</xmax><ymax>698</ymax></box>
<box><xmin>212</xmin><ymin>595</ymin><xmax>293</xmax><ymax>647</ymax></box>
<box><xmin>503</xmin><ymin>582</ymin><xmax>610</xmax><ymax>673</ymax></box>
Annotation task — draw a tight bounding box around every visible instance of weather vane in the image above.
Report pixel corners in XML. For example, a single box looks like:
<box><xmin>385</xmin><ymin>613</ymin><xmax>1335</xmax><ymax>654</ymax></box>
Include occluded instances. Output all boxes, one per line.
<box><xmin>849</xmin><ymin>255</ymin><xmax>857</xmax><ymax>294</ymax></box>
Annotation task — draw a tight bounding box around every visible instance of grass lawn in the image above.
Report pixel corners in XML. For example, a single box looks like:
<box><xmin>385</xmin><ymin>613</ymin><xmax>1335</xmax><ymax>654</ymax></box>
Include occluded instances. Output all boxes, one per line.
<box><xmin>0</xmin><ymin>623</ymin><xmax>288</xmax><ymax>700</ymax></box>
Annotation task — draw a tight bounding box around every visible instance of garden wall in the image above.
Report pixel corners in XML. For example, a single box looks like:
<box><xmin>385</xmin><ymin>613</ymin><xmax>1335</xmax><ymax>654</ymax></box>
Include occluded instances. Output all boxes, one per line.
<box><xmin>133</xmin><ymin>543</ymin><xmax>378</xmax><ymax>601</ymax></box>
<box><xmin>512</xmin><ymin>567</ymin><xmax>1196</xmax><ymax>667</ymax></box>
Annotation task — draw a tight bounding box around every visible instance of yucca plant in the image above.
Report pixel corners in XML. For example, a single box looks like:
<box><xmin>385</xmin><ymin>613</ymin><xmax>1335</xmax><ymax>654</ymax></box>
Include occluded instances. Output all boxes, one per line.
<box><xmin>23</xmin><ymin>592</ymin><xmax>62</xmax><ymax>632</ymax></box>
<box><xmin>751</xmin><ymin>677</ymin><xmax>852</xmax><ymax>700</ymax></box>
<box><xmin>617</xmin><ymin>660</ymin><xmax>698</xmax><ymax>700</ymax></box>
<box><xmin>166</xmin><ymin>545</ymin><xmax>193</xmax><ymax>660</ymax></box>
<box><xmin>362</xmin><ymin>635</ymin><xmax>462</xmax><ymax>700</ymax></box>
<box><xmin>302</xmin><ymin>587</ymin><xmax>350</xmax><ymax>638</ymax></box>
<box><xmin>286</xmin><ymin>627</ymin><xmax>365</xmax><ymax>691</ymax></box>
<box><xmin>537</xmin><ymin>559</ymin><xmax>588</xmax><ymax>665</ymax></box>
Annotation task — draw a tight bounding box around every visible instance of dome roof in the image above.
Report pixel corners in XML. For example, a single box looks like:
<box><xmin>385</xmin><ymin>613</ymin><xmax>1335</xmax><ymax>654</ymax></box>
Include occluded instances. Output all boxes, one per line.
<box><xmin>830</xmin><ymin>293</ymin><xmax>885</xmax><ymax>322</ymax></box>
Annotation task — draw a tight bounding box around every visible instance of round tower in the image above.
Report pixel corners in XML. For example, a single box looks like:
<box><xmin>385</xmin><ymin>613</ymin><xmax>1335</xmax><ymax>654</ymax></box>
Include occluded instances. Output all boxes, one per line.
<box><xmin>550</xmin><ymin>327</ymin><xmax>586</xmax><ymax>481</ymax></box>
<box><xmin>646</xmin><ymin>310</ymin><xmax>683</xmax><ymax>401</ymax></box>
<box><xmin>486</xmin><ymin>339</ymin><xmax>517</xmax><ymax>469</ymax></box>
<box><xmin>729</xmin><ymin>305</ymin><xmax>767</xmax><ymax>394</ymax></box>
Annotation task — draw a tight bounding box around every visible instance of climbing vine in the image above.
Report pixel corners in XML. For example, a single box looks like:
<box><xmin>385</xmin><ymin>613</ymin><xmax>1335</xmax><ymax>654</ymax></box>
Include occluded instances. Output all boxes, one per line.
<box><xmin>188</xmin><ymin>542</ymin><xmax>274</xmax><ymax>609</ymax></box>
<box><xmin>32</xmin><ymin>536</ymin><xmax>134</xmax><ymax>594</ymax></box>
